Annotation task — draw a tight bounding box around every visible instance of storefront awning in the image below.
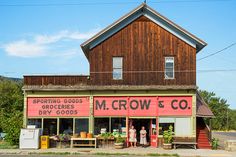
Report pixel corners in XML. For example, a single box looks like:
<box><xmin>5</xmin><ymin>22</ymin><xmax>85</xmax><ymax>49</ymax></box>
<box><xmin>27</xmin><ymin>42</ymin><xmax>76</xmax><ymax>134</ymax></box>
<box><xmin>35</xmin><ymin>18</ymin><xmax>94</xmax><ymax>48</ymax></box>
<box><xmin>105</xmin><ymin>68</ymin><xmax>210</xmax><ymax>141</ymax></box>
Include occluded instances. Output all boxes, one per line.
<box><xmin>196</xmin><ymin>91</ymin><xmax>214</xmax><ymax>118</ymax></box>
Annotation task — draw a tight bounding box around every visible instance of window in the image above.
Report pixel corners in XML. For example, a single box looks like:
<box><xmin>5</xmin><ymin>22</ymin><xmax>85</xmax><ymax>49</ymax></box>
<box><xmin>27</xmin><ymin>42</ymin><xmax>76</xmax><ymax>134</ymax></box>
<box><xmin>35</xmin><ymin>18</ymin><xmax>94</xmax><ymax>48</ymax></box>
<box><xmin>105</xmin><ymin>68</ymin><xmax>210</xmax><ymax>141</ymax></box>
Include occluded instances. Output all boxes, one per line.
<box><xmin>159</xmin><ymin>117</ymin><xmax>175</xmax><ymax>135</ymax></box>
<box><xmin>165</xmin><ymin>57</ymin><xmax>174</xmax><ymax>79</ymax></box>
<box><xmin>113</xmin><ymin>57</ymin><xmax>123</xmax><ymax>80</ymax></box>
<box><xmin>94</xmin><ymin>117</ymin><xmax>126</xmax><ymax>135</ymax></box>
<box><xmin>75</xmin><ymin>119</ymin><xmax>89</xmax><ymax>134</ymax></box>
<box><xmin>94</xmin><ymin>118</ymin><xmax>109</xmax><ymax>135</ymax></box>
<box><xmin>59</xmin><ymin>118</ymin><xmax>73</xmax><ymax>135</ymax></box>
<box><xmin>111</xmin><ymin>118</ymin><xmax>126</xmax><ymax>134</ymax></box>
<box><xmin>43</xmin><ymin>119</ymin><xmax>57</xmax><ymax>135</ymax></box>
<box><xmin>27</xmin><ymin>119</ymin><xmax>42</xmax><ymax>128</ymax></box>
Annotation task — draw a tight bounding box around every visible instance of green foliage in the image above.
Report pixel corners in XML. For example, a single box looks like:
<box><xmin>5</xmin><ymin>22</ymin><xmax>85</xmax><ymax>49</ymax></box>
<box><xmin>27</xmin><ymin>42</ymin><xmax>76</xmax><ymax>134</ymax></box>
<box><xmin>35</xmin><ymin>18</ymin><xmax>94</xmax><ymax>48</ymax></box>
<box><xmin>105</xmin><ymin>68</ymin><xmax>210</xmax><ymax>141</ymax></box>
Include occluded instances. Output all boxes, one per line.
<box><xmin>211</xmin><ymin>138</ymin><xmax>219</xmax><ymax>150</ymax></box>
<box><xmin>199</xmin><ymin>90</ymin><xmax>236</xmax><ymax>130</ymax></box>
<box><xmin>115</xmin><ymin>134</ymin><xmax>125</xmax><ymax>143</ymax></box>
<box><xmin>0</xmin><ymin>141</ymin><xmax>18</xmax><ymax>149</ymax></box>
<box><xmin>55</xmin><ymin>134</ymin><xmax>71</xmax><ymax>142</ymax></box>
<box><xmin>100</xmin><ymin>132</ymin><xmax>114</xmax><ymax>139</ymax></box>
<box><xmin>163</xmin><ymin>125</ymin><xmax>173</xmax><ymax>144</ymax></box>
<box><xmin>0</xmin><ymin>78</ymin><xmax>23</xmax><ymax>145</ymax></box>
<box><xmin>1</xmin><ymin>111</ymin><xmax>23</xmax><ymax>145</ymax></box>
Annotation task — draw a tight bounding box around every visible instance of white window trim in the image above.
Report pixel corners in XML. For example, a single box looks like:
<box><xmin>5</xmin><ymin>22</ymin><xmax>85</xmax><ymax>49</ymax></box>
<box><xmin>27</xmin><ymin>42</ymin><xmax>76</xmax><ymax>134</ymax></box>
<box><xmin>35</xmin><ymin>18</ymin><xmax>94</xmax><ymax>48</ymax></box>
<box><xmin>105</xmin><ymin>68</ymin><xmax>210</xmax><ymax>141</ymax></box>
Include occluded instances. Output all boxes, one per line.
<box><xmin>113</xmin><ymin>57</ymin><xmax>123</xmax><ymax>80</ymax></box>
<box><xmin>164</xmin><ymin>57</ymin><xmax>175</xmax><ymax>79</ymax></box>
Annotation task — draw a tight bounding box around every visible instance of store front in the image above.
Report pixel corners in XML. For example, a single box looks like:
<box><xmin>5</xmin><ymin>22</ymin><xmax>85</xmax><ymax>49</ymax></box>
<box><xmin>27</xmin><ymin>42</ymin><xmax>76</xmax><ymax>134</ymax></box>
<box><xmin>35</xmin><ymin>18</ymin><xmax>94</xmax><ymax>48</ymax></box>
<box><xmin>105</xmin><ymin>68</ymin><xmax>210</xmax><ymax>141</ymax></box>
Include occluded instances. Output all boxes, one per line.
<box><xmin>26</xmin><ymin>97</ymin><xmax>90</xmax><ymax>136</ymax></box>
<box><xmin>25</xmin><ymin>93</ymin><xmax>196</xmax><ymax>148</ymax></box>
<box><xmin>93</xmin><ymin>95</ymin><xmax>194</xmax><ymax>147</ymax></box>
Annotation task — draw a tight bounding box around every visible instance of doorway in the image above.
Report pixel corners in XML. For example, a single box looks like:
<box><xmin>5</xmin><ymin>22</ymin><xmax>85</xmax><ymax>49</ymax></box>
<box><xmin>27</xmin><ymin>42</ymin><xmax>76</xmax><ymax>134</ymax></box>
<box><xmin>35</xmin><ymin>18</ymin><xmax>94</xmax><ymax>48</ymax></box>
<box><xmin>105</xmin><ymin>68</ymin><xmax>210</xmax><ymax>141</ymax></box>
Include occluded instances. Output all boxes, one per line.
<box><xmin>129</xmin><ymin>119</ymin><xmax>151</xmax><ymax>146</ymax></box>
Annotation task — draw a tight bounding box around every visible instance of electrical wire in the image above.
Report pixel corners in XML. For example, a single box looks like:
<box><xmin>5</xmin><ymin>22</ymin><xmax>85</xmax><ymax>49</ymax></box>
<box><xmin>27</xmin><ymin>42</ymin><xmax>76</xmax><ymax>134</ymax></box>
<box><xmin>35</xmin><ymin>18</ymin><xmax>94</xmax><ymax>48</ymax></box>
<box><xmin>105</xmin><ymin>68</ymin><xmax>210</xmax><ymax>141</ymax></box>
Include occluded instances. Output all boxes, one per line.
<box><xmin>0</xmin><ymin>0</ymin><xmax>233</xmax><ymax>7</ymax></box>
<box><xmin>197</xmin><ymin>42</ymin><xmax>236</xmax><ymax>61</ymax></box>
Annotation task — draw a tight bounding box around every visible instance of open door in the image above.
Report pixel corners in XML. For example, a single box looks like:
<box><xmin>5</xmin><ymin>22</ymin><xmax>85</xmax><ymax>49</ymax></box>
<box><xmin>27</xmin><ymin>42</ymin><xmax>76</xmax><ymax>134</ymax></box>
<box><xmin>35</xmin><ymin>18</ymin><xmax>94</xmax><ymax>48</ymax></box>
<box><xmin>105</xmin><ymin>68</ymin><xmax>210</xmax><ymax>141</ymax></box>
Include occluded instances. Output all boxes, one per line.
<box><xmin>150</xmin><ymin>118</ymin><xmax>158</xmax><ymax>147</ymax></box>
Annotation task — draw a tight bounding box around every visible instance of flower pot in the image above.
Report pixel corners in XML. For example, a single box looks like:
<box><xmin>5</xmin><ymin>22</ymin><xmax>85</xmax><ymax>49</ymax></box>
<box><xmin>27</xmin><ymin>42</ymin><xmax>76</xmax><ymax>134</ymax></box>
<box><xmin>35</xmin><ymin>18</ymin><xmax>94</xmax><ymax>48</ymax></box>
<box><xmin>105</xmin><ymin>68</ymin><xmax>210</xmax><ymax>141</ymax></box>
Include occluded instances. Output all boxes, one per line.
<box><xmin>80</xmin><ymin>132</ymin><xmax>87</xmax><ymax>138</ymax></box>
<box><xmin>56</xmin><ymin>141</ymin><xmax>62</xmax><ymax>148</ymax></box>
<box><xmin>163</xmin><ymin>143</ymin><xmax>172</xmax><ymax>149</ymax></box>
<box><xmin>114</xmin><ymin>142</ymin><xmax>124</xmax><ymax>149</ymax></box>
<box><xmin>87</xmin><ymin>133</ymin><xmax>93</xmax><ymax>138</ymax></box>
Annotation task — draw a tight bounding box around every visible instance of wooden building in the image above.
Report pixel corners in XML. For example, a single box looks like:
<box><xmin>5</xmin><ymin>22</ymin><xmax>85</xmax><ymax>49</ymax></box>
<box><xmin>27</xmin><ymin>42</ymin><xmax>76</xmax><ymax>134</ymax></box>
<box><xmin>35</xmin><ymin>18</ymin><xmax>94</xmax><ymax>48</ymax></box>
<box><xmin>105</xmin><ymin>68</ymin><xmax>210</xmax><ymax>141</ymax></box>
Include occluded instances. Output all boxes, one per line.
<box><xmin>23</xmin><ymin>3</ymin><xmax>213</xmax><ymax>148</ymax></box>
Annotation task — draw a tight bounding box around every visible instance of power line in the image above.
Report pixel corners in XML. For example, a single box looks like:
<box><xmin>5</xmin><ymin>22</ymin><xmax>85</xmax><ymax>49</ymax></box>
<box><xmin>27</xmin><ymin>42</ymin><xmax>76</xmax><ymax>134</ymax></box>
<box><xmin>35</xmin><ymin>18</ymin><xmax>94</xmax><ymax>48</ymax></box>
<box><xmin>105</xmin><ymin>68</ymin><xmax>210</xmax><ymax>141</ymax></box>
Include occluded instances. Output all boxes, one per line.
<box><xmin>0</xmin><ymin>0</ymin><xmax>233</xmax><ymax>7</ymax></box>
<box><xmin>3</xmin><ymin>69</ymin><xmax>236</xmax><ymax>75</ymax></box>
<box><xmin>197</xmin><ymin>42</ymin><xmax>236</xmax><ymax>61</ymax></box>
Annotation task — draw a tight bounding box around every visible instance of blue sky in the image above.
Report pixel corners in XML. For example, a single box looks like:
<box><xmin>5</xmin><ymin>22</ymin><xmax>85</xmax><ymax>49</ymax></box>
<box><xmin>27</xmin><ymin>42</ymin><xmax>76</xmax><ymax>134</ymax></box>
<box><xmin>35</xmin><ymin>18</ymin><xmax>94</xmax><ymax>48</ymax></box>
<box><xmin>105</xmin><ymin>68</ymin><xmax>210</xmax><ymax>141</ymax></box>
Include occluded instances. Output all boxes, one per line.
<box><xmin>0</xmin><ymin>0</ymin><xmax>236</xmax><ymax>109</ymax></box>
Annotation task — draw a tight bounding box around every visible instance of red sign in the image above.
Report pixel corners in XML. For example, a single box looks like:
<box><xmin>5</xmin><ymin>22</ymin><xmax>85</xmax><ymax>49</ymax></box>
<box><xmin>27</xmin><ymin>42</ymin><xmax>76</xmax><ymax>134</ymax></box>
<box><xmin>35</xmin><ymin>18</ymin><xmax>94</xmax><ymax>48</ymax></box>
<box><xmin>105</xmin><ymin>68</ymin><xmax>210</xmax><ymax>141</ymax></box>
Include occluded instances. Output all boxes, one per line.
<box><xmin>27</xmin><ymin>97</ymin><xmax>90</xmax><ymax>117</ymax></box>
<box><xmin>94</xmin><ymin>96</ymin><xmax>192</xmax><ymax>116</ymax></box>
<box><xmin>158</xmin><ymin>96</ymin><xmax>192</xmax><ymax>116</ymax></box>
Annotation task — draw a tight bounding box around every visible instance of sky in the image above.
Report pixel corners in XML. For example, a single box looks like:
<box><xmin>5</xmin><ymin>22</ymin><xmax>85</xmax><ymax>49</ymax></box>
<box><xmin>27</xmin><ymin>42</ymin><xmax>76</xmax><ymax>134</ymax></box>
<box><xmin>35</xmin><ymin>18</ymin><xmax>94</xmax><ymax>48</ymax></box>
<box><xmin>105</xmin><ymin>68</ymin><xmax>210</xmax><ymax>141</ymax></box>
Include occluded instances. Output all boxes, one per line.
<box><xmin>0</xmin><ymin>0</ymin><xmax>236</xmax><ymax>109</ymax></box>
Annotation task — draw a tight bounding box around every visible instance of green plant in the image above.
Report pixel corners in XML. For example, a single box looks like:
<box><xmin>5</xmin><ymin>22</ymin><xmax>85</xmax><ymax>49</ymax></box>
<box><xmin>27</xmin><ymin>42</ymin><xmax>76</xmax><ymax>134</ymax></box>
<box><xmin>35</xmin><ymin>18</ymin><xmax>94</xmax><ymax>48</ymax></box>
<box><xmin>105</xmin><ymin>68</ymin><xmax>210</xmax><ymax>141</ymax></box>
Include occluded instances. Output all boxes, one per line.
<box><xmin>0</xmin><ymin>79</ymin><xmax>23</xmax><ymax>146</ymax></box>
<box><xmin>212</xmin><ymin>138</ymin><xmax>219</xmax><ymax>150</ymax></box>
<box><xmin>1</xmin><ymin>111</ymin><xmax>23</xmax><ymax>145</ymax></box>
<box><xmin>100</xmin><ymin>132</ymin><xmax>113</xmax><ymax>139</ymax></box>
<box><xmin>55</xmin><ymin>134</ymin><xmax>71</xmax><ymax>142</ymax></box>
<box><xmin>115</xmin><ymin>135</ymin><xmax>125</xmax><ymax>143</ymax></box>
<box><xmin>163</xmin><ymin>125</ymin><xmax>173</xmax><ymax>144</ymax></box>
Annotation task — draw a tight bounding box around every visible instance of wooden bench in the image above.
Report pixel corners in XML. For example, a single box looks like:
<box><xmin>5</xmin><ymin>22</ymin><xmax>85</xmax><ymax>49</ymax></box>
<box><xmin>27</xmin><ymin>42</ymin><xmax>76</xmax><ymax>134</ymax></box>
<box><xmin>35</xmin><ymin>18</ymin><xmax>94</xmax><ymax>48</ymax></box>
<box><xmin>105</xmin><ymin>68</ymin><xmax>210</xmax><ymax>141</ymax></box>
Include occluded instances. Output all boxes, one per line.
<box><xmin>70</xmin><ymin>138</ymin><xmax>97</xmax><ymax>148</ymax></box>
<box><xmin>172</xmin><ymin>141</ymin><xmax>197</xmax><ymax>149</ymax></box>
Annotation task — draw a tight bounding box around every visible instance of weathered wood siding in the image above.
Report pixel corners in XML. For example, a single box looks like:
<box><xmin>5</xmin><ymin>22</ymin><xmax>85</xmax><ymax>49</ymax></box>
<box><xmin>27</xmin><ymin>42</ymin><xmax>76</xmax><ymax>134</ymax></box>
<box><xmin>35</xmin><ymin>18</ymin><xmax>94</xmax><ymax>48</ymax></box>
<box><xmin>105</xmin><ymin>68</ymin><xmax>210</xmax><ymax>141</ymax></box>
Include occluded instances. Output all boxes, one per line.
<box><xmin>24</xmin><ymin>75</ymin><xmax>89</xmax><ymax>86</ymax></box>
<box><xmin>89</xmin><ymin>16</ymin><xmax>196</xmax><ymax>86</ymax></box>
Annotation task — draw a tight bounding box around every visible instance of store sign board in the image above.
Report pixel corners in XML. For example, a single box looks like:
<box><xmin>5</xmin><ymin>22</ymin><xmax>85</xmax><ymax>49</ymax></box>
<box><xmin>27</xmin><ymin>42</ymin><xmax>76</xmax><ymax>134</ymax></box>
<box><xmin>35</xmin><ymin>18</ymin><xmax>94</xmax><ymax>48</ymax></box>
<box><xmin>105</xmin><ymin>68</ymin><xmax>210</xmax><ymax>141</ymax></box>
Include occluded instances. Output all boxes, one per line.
<box><xmin>27</xmin><ymin>97</ymin><xmax>90</xmax><ymax>117</ymax></box>
<box><xmin>158</xmin><ymin>96</ymin><xmax>192</xmax><ymax>116</ymax></box>
<box><xmin>94</xmin><ymin>96</ymin><xmax>192</xmax><ymax>116</ymax></box>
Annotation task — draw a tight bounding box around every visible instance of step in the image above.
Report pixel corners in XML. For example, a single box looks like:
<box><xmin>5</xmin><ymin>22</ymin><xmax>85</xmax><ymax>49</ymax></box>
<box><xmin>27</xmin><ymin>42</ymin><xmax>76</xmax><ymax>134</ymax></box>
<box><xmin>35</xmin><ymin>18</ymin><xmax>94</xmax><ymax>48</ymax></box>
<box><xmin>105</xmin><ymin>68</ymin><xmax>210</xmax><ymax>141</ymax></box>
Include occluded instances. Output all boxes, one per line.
<box><xmin>197</xmin><ymin>140</ymin><xmax>210</xmax><ymax>143</ymax></box>
<box><xmin>198</xmin><ymin>144</ymin><xmax>211</xmax><ymax>146</ymax></box>
<box><xmin>197</xmin><ymin>141</ymin><xmax>210</xmax><ymax>143</ymax></box>
<box><xmin>197</xmin><ymin>147</ymin><xmax>211</xmax><ymax>149</ymax></box>
<box><xmin>198</xmin><ymin>142</ymin><xmax>210</xmax><ymax>145</ymax></box>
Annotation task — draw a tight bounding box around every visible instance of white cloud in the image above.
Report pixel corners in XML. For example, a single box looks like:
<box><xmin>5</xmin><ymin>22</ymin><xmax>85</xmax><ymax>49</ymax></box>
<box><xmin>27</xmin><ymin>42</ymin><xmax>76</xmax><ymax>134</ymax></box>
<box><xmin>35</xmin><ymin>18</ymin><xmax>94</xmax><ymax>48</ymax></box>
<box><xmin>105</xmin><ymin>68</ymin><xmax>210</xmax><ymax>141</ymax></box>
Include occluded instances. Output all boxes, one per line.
<box><xmin>2</xmin><ymin>28</ymin><xmax>100</xmax><ymax>58</ymax></box>
<box><xmin>4</xmin><ymin>40</ymin><xmax>46</xmax><ymax>57</ymax></box>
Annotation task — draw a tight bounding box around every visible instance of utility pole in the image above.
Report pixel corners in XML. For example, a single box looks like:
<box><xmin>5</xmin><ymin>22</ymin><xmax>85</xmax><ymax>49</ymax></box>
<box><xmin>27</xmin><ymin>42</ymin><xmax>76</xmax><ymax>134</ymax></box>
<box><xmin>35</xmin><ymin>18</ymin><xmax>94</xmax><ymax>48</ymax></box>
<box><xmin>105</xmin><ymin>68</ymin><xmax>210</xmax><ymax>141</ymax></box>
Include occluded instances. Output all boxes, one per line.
<box><xmin>227</xmin><ymin>108</ymin><xmax>229</xmax><ymax>131</ymax></box>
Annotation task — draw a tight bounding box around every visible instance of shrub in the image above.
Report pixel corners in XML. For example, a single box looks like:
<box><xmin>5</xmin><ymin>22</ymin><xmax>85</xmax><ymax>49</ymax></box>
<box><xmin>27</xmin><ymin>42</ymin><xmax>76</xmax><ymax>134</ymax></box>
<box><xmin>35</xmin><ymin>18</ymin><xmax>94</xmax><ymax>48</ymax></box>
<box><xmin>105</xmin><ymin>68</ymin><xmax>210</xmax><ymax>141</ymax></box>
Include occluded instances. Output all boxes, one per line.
<box><xmin>115</xmin><ymin>135</ymin><xmax>125</xmax><ymax>143</ymax></box>
<box><xmin>212</xmin><ymin>138</ymin><xmax>219</xmax><ymax>150</ymax></box>
<box><xmin>163</xmin><ymin>125</ymin><xmax>173</xmax><ymax>144</ymax></box>
<box><xmin>1</xmin><ymin>111</ymin><xmax>23</xmax><ymax>145</ymax></box>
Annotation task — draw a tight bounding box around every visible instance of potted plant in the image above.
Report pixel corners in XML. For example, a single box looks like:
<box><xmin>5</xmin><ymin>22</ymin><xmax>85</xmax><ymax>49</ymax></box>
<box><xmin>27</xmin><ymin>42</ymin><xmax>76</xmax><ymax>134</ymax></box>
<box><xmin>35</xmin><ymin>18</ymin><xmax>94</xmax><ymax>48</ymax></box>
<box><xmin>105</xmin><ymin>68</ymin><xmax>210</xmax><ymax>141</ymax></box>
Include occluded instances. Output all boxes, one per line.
<box><xmin>163</xmin><ymin>125</ymin><xmax>173</xmax><ymax>149</ymax></box>
<box><xmin>55</xmin><ymin>134</ymin><xmax>71</xmax><ymax>148</ymax></box>
<box><xmin>114</xmin><ymin>135</ymin><xmax>125</xmax><ymax>149</ymax></box>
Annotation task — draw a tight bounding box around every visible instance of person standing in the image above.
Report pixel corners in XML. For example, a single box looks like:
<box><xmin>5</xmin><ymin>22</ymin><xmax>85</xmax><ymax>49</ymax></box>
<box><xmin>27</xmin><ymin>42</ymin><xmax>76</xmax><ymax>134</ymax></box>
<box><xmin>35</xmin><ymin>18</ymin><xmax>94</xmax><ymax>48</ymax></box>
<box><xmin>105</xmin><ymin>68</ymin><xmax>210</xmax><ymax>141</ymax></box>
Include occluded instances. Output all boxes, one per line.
<box><xmin>129</xmin><ymin>125</ymin><xmax>137</xmax><ymax>147</ymax></box>
<box><xmin>140</xmin><ymin>126</ymin><xmax>147</xmax><ymax>147</ymax></box>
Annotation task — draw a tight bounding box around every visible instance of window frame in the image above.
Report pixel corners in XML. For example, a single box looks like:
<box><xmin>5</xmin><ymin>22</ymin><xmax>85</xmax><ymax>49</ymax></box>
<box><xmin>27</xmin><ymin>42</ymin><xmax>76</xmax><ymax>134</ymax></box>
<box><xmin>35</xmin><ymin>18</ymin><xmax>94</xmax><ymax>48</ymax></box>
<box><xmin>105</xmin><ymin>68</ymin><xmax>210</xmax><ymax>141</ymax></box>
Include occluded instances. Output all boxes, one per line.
<box><xmin>112</xmin><ymin>57</ymin><xmax>123</xmax><ymax>80</ymax></box>
<box><xmin>164</xmin><ymin>57</ymin><xmax>175</xmax><ymax>79</ymax></box>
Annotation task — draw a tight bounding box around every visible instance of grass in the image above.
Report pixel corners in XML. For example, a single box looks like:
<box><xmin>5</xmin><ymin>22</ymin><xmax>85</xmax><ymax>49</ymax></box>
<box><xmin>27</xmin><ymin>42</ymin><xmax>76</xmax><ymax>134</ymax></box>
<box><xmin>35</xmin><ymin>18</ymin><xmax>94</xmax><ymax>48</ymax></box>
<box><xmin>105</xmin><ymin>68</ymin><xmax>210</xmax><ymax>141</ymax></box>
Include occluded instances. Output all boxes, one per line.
<box><xmin>147</xmin><ymin>153</ymin><xmax>180</xmax><ymax>157</ymax></box>
<box><xmin>94</xmin><ymin>152</ymin><xmax>132</xmax><ymax>156</ymax></box>
<box><xmin>0</xmin><ymin>141</ymin><xmax>18</xmax><ymax>149</ymax></box>
<box><xmin>94</xmin><ymin>152</ymin><xmax>179</xmax><ymax>157</ymax></box>
<box><xmin>29</xmin><ymin>152</ymin><xmax>81</xmax><ymax>155</ymax></box>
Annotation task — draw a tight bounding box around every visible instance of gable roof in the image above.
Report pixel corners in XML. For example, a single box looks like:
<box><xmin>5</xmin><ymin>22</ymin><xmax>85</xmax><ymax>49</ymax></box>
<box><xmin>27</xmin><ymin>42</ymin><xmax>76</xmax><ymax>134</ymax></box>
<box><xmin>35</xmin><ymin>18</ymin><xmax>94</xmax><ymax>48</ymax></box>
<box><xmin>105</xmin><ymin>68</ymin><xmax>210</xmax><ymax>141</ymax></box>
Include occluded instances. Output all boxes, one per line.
<box><xmin>81</xmin><ymin>3</ymin><xmax>207</xmax><ymax>60</ymax></box>
<box><xmin>196</xmin><ymin>91</ymin><xmax>214</xmax><ymax>118</ymax></box>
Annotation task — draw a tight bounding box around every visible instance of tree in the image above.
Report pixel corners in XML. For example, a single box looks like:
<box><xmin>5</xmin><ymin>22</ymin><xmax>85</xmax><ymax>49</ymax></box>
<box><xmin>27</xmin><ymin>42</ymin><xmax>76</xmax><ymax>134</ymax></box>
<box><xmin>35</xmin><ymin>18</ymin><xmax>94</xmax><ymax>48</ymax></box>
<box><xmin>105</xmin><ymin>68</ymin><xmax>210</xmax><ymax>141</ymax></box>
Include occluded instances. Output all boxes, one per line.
<box><xmin>0</xmin><ymin>78</ymin><xmax>23</xmax><ymax>145</ymax></box>
<box><xmin>199</xmin><ymin>90</ymin><xmax>236</xmax><ymax>130</ymax></box>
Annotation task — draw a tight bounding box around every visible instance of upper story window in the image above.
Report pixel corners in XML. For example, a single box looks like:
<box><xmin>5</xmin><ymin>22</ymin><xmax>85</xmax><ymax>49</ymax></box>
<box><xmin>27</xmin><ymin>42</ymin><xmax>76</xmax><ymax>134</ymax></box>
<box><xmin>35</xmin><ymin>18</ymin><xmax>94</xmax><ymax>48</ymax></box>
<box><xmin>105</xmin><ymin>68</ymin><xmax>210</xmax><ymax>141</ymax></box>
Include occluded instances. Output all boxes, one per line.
<box><xmin>165</xmin><ymin>57</ymin><xmax>174</xmax><ymax>79</ymax></box>
<box><xmin>113</xmin><ymin>57</ymin><xmax>123</xmax><ymax>80</ymax></box>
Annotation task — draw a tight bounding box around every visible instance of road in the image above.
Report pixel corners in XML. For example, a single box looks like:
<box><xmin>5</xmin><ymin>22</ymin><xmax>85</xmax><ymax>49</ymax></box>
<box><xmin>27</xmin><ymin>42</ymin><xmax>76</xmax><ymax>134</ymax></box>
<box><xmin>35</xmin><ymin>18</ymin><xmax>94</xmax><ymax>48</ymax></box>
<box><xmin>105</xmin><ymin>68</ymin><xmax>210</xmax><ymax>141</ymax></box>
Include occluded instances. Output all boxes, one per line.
<box><xmin>212</xmin><ymin>131</ymin><xmax>236</xmax><ymax>149</ymax></box>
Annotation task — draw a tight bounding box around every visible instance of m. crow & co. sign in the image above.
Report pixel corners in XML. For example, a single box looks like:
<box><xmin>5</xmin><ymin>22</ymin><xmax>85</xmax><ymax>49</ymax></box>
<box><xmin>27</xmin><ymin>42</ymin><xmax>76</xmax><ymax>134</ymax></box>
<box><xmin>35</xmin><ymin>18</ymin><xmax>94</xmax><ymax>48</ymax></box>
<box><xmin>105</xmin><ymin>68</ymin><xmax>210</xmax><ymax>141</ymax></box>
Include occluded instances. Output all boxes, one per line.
<box><xmin>94</xmin><ymin>96</ymin><xmax>192</xmax><ymax>116</ymax></box>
